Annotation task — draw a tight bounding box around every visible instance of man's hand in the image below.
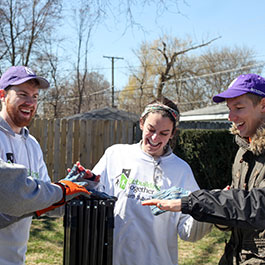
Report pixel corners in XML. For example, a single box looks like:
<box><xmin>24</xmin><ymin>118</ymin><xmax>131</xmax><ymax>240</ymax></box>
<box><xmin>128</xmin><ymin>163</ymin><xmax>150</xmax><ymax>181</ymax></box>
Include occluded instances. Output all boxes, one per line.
<box><xmin>35</xmin><ymin>180</ymin><xmax>92</xmax><ymax>217</ymax></box>
<box><xmin>142</xmin><ymin>186</ymin><xmax>190</xmax><ymax>216</ymax></box>
<box><xmin>64</xmin><ymin>161</ymin><xmax>100</xmax><ymax>185</ymax></box>
<box><xmin>35</xmin><ymin>161</ymin><xmax>97</xmax><ymax>217</ymax></box>
<box><xmin>35</xmin><ymin>162</ymin><xmax>102</xmax><ymax>217</ymax></box>
<box><xmin>74</xmin><ymin>161</ymin><xmax>100</xmax><ymax>182</ymax></box>
<box><xmin>142</xmin><ymin>199</ymin><xmax>182</xmax><ymax>212</ymax></box>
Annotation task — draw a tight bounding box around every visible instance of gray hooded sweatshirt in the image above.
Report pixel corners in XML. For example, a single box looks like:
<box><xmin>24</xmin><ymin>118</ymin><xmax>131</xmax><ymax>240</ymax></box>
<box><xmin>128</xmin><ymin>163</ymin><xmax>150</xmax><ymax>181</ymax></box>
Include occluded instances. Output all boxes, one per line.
<box><xmin>0</xmin><ymin>117</ymin><xmax>60</xmax><ymax>265</ymax></box>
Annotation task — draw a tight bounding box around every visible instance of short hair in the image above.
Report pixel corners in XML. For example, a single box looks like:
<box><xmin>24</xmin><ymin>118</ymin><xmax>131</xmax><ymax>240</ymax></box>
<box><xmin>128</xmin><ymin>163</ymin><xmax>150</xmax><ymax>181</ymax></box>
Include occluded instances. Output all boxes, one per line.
<box><xmin>26</xmin><ymin>79</ymin><xmax>40</xmax><ymax>87</ymax></box>
<box><xmin>246</xmin><ymin>93</ymin><xmax>264</xmax><ymax>106</ymax></box>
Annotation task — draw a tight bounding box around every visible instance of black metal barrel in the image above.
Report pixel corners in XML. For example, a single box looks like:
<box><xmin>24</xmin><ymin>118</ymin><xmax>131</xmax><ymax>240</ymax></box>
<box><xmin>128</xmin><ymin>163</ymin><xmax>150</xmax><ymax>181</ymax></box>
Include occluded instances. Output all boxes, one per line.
<box><xmin>63</xmin><ymin>196</ymin><xmax>116</xmax><ymax>265</ymax></box>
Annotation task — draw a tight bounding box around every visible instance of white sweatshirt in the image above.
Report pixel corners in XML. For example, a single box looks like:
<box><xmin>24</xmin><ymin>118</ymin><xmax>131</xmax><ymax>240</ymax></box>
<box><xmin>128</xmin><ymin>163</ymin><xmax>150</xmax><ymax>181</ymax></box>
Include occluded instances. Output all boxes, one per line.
<box><xmin>93</xmin><ymin>143</ymin><xmax>212</xmax><ymax>265</ymax></box>
<box><xmin>0</xmin><ymin>117</ymin><xmax>50</xmax><ymax>265</ymax></box>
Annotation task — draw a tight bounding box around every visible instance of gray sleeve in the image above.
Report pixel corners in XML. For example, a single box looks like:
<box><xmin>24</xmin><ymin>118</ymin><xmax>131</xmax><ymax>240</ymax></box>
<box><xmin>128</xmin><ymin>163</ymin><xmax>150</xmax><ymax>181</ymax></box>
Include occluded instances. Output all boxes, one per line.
<box><xmin>0</xmin><ymin>214</ymin><xmax>24</xmax><ymax>229</ymax></box>
<box><xmin>0</xmin><ymin>160</ymin><xmax>63</xmax><ymax>217</ymax></box>
<box><xmin>178</xmin><ymin>213</ymin><xmax>212</xmax><ymax>242</ymax></box>
<box><xmin>184</xmin><ymin>218</ymin><xmax>212</xmax><ymax>242</ymax></box>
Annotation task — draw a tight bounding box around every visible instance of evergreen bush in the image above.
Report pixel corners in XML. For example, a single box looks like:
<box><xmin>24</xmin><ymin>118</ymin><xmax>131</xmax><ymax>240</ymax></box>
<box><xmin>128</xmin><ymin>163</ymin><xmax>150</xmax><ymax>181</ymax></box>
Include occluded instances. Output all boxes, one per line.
<box><xmin>173</xmin><ymin>129</ymin><xmax>238</xmax><ymax>189</ymax></box>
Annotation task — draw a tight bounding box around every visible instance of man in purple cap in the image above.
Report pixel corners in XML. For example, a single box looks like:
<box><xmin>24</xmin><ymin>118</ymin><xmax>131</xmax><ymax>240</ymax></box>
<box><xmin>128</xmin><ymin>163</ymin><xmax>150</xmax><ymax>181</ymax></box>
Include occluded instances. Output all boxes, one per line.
<box><xmin>0</xmin><ymin>66</ymin><xmax>55</xmax><ymax>264</ymax></box>
<box><xmin>0</xmin><ymin>66</ymin><xmax>96</xmax><ymax>264</ymax></box>
<box><xmin>143</xmin><ymin>73</ymin><xmax>265</xmax><ymax>264</ymax></box>
<box><xmin>205</xmin><ymin>73</ymin><xmax>265</xmax><ymax>264</ymax></box>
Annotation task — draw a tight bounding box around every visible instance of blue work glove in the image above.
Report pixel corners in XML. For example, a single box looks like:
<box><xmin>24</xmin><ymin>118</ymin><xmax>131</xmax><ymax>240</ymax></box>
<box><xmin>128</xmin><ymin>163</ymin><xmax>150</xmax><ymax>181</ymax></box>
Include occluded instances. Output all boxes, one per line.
<box><xmin>150</xmin><ymin>186</ymin><xmax>190</xmax><ymax>216</ymax></box>
<box><xmin>63</xmin><ymin>162</ymin><xmax>100</xmax><ymax>187</ymax></box>
<box><xmin>86</xmin><ymin>188</ymin><xmax>117</xmax><ymax>200</ymax></box>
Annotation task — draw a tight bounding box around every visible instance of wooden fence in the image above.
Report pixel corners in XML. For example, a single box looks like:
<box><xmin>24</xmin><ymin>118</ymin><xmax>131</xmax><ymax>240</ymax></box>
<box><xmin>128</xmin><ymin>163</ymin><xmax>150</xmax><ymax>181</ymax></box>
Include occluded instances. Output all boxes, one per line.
<box><xmin>28</xmin><ymin>118</ymin><xmax>228</xmax><ymax>182</ymax></box>
<box><xmin>29</xmin><ymin>119</ymin><xmax>137</xmax><ymax>182</ymax></box>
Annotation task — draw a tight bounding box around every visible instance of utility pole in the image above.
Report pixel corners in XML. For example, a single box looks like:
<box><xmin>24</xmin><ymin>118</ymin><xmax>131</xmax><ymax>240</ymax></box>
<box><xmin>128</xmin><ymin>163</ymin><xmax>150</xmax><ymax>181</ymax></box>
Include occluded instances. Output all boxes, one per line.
<box><xmin>103</xmin><ymin>55</ymin><xmax>124</xmax><ymax>107</ymax></box>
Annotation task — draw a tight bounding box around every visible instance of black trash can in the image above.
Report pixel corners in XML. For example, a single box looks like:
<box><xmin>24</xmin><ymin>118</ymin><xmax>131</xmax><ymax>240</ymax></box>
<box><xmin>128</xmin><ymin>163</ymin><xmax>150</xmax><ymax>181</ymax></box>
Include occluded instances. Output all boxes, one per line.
<box><xmin>63</xmin><ymin>196</ymin><xmax>117</xmax><ymax>265</ymax></box>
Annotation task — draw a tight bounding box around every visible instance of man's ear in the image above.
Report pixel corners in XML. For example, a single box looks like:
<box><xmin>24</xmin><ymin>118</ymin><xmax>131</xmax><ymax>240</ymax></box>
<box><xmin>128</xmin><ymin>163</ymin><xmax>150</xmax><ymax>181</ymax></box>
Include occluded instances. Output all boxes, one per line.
<box><xmin>0</xmin><ymin>89</ymin><xmax>5</xmax><ymax>99</ymax></box>
<box><xmin>139</xmin><ymin>118</ymin><xmax>144</xmax><ymax>131</ymax></box>
<box><xmin>260</xmin><ymin>98</ymin><xmax>265</xmax><ymax>113</ymax></box>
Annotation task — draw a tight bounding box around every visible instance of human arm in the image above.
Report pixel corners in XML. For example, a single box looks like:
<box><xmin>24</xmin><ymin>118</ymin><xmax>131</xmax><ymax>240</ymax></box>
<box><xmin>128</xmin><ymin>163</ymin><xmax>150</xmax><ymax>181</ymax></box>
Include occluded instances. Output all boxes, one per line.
<box><xmin>141</xmin><ymin>186</ymin><xmax>231</xmax><ymax>213</ymax></box>
<box><xmin>142</xmin><ymin>198</ymin><xmax>181</xmax><ymax>211</ymax></box>
<box><xmin>34</xmin><ymin>162</ymin><xmax>95</xmax><ymax>217</ymax></box>
<box><xmin>0</xmin><ymin>160</ymin><xmax>62</xmax><ymax>216</ymax></box>
<box><xmin>143</xmin><ymin>188</ymin><xmax>265</xmax><ymax>230</ymax></box>
<box><xmin>0</xmin><ymin>179</ymin><xmax>91</xmax><ymax>229</ymax></box>
<box><xmin>142</xmin><ymin>185</ymin><xmax>212</xmax><ymax>242</ymax></box>
<box><xmin>0</xmin><ymin>160</ymin><xmax>91</xmax><ymax>218</ymax></box>
<box><xmin>181</xmin><ymin>188</ymin><xmax>265</xmax><ymax>230</ymax></box>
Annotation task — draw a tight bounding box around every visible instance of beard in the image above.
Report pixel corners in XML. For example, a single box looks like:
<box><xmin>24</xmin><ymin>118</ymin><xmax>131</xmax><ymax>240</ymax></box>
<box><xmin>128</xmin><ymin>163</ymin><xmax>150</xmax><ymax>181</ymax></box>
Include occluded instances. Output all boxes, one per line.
<box><xmin>6</xmin><ymin>101</ymin><xmax>36</xmax><ymax>128</ymax></box>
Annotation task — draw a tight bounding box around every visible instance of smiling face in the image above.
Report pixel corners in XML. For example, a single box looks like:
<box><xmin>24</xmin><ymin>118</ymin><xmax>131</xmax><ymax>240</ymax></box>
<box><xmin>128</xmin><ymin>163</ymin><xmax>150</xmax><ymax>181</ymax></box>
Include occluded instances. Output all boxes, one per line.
<box><xmin>227</xmin><ymin>94</ymin><xmax>265</xmax><ymax>138</ymax></box>
<box><xmin>140</xmin><ymin>112</ymin><xmax>174</xmax><ymax>157</ymax></box>
<box><xmin>0</xmin><ymin>81</ymin><xmax>39</xmax><ymax>133</ymax></box>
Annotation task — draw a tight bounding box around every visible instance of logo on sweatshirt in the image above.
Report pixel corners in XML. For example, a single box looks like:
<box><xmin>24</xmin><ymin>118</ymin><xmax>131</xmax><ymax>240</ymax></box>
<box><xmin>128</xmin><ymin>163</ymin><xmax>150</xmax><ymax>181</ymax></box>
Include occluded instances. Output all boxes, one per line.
<box><xmin>119</xmin><ymin>169</ymin><xmax>131</xmax><ymax>189</ymax></box>
<box><xmin>6</xmin><ymin>153</ymin><xmax>14</xmax><ymax>163</ymax></box>
<box><xmin>115</xmin><ymin>168</ymin><xmax>160</xmax><ymax>201</ymax></box>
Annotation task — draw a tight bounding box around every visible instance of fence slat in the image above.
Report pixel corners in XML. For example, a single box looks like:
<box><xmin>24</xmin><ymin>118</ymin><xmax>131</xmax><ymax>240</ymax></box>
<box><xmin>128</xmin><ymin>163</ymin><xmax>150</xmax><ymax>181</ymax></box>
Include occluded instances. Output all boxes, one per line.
<box><xmin>91</xmin><ymin>120</ymin><xmax>98</xmax><ymax>167</ymax></box>
<box><xmin>29</xmin><ymin>118</ymin><xmax>137</xmax><ymax>177</ymax></box>
<box><xmin>98</xmin><ymin>120</ymin><xmax>104</xmax><ymax>160</ymax></box>
<box><xmin>53</xmin><ymin>119</ymin><xmax>61</xmax><ymax>182</ymax></box>
<box><xmin>79</xmin><ymin>119</ymin><xmax>87</xmax><ymax>167</ymax></box>
<box><xmin>121</xmin><ymin>120</ymin><xmax>128</xmax><ymax>144</ymax></box>
<box><xmin>41</xmin><ymin>119</ymin><xmax>48</xmax><ymax>162</ymax></box>
<box><xmin>47</xmin><ymin>119</ymin><xmax>54</xmax><ymax>178</ymax></box>
<box><xmin>66</xmin><ymin>120</ymin><xmax>73</xmax><ymax>168</ymax></box>
<box><xmin>86</xmin><ymin>120</ymin><xmax>93</xmax><ymax>168</ymax></box>
<box><xmin>116</xmin><ymin>120</ymin><xmax>121</xmax><ymax>143</ymax></box>
<box><xmin>60</xmin><ymin>119</ymin><xmax>67</xmax><ymax>179</ymax></box>
<box><xmin>103</xmin><ymin>120</ymin><xmax>110</xmax><ymax>151</ymax></box>
<box><xmin>128</xmin><ymin>121</ymin><xmax>134</xmax><ymax>144</ymax></box>
<box><xmin>109</xmin><ymin>120</ymin><xmax>115</xmax><ymax>146</ymax></box>
<box><xmin>29</xmin><ymin>119</ymin><xmax>37</xmax><ymax>142</ymax></box>
<box><xmin>73</xmin><ymin>119</ymin><xmax>80</xmax><ymax>164</ymax></box>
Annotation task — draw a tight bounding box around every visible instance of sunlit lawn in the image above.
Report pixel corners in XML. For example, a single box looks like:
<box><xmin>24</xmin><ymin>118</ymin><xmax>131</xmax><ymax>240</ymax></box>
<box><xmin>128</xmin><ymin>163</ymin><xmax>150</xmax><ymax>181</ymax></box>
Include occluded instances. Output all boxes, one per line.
<box><xmin>26</xmin><ymin>217</ymin><xmax>229</xmax><ymax>265</ymax></box>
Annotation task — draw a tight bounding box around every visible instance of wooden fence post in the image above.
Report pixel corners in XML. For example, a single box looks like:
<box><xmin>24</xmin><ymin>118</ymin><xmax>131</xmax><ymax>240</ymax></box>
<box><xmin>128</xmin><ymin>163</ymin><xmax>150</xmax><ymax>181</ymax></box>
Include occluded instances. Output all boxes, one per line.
<box><xmin>53</xmin><ymin>119</ymin><xmax>61</xmax><ymax>182</ymax></box>
<box><xmin>30</xmin><ymin>118</ymin><xmax>137</xmax><ymax>182</ymax></box>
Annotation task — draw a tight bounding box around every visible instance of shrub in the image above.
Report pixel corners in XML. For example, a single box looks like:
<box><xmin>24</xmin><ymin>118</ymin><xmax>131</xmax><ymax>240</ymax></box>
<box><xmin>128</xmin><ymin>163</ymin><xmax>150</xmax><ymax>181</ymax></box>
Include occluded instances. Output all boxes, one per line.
<box><xmin>173</xmin><ymin>129</ymin><xmax>238</xmax><ymax>189</ymax></box>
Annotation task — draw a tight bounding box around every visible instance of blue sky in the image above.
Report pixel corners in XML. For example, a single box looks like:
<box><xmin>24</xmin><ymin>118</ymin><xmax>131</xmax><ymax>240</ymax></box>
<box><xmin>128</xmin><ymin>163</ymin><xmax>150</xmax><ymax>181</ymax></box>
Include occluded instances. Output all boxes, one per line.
<box><xmin>63</xmin><ymin>0</ymin><xmax>265</xmax><ymax>91</ymax></box>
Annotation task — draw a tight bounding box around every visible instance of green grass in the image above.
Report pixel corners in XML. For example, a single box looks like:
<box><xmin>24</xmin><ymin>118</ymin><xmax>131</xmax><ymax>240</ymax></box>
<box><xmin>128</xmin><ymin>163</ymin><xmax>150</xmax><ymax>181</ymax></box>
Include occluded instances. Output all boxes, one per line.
<box><xmin>26</xmin><ymin>217</ymin><xmax>230</xmax><ymax>265</ymax></box>
<box><xmin>178</xmin><ymin>226</ymin><xmax>230</xmax><ymax>264</ymax></box>
<box><xmin>27</xmin><ymin>217</ymin><xmax>64</xmax><ymax>265</ymax></box>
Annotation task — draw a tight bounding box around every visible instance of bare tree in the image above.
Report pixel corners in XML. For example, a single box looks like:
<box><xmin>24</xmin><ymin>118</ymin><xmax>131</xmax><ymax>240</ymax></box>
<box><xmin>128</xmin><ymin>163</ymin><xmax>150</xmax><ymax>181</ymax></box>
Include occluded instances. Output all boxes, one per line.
<box><xmin>118</xmin><ymin>35</ymin><xmax>219</xmax><ymax>113</ymax></box>
<box><xmin>119</xmin><ymin>36</ymin><xmax>264</xmax><ymax>114</ymax></box>
<box><xmin>37</xmin><ymin>51</ymin><xmax>68</xmax><ymax>118</ymax></box>
<box><xmin>69</xmin><ymin>0</ymin><xmax>103</xmax><ymax>114</ymax></box>
<box><xmin>81</xmin><ymin>72</ymin><xmax>110</xmax><ymax>111</ymax></box>
<box><xmin>176</xmin><ymin>46</ymin><xmax>264</xmax><ymax>111</ymax></box>
<box><xmin>0</xmin><ymin>0</ymin><xmax>62</xmax><ymax>72</ymax></box>
<box><xmin>156</xmin><ymin>37</ymin><xmax>220</xmax><ymax>100</ymax></box>
<box><xmin>119</xmin><ymin>47</ymin><xmax>150</xmax><ymax>113</ymax></box>
<box><xmin>68</xmin><ymin>0</ymin><xmax>188</xmax><ymax>31</ymax></box>
<box><xmin>65</xmin><ymin>0</ymin><xmax>189</xmax><ymax>114</ymax></box>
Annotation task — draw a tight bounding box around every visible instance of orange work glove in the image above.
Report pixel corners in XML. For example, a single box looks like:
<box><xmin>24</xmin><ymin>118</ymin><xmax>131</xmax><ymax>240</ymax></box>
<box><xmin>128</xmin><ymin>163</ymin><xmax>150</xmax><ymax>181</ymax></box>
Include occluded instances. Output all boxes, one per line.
<box><xmin>35</xmin><ymin>180</ymin><xmax>91</xmax><ymax>217</ymax></box>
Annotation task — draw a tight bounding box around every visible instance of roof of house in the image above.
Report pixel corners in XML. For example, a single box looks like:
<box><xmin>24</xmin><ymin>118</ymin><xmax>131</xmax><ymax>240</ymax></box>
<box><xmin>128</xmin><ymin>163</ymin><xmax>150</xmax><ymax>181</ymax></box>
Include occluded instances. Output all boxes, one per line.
<box><xmin>180</xmin><ymin>103</ymin><xmax>229</xmax><ymax>122</ymax></box>
<box><xmin>67</xmin><ymin>107</ymin><xmax>139</xmax><ymax>122</ymax></box>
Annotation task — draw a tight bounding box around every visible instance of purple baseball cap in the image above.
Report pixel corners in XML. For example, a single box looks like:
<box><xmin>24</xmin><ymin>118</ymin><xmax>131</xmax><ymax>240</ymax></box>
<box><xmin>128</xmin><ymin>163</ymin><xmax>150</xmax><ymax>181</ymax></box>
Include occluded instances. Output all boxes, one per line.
<box><xmin>0</xmin><ymin>66</ymin><xmax>50</xmax><ymax>90</ymax></box>
<box><xmin>213</xmin><ymin>73</ymin><xmax>265</xmax><ymax>103</ymax></box>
